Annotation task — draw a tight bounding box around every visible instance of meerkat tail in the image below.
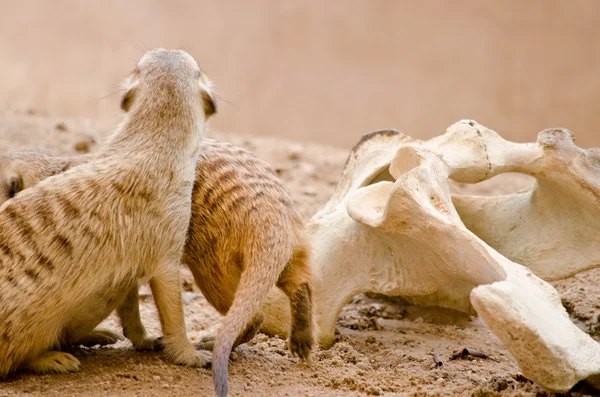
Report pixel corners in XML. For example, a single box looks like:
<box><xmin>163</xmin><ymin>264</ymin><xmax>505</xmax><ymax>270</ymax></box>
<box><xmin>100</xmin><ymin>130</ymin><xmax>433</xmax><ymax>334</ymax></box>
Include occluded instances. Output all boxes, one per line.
<box><xmin>212</xmin><ymin>237</ymin><xmax>289</xmax><ymax>397</ymax></box>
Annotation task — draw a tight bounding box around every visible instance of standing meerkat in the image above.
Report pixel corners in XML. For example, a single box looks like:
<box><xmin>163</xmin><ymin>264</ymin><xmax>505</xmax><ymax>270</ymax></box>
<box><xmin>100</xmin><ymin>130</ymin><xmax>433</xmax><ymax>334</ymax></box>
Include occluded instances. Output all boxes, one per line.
<box><xmin>0</xmin><ymin>140</ymin><xmax>315</xmax><ymax>397</ymax></box>
<box><xmin>0</xmin><ymin>48</ymin><xmax>215</xmax><ymax>379</ymax></box>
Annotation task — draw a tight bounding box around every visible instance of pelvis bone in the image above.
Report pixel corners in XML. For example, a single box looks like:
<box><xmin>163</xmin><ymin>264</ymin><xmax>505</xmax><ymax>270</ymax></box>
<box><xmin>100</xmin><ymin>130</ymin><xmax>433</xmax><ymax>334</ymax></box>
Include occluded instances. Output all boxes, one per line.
<box><xmin>260</xmin><ymin>120</ymin><xmax>600</xmax><ymax>392</ymax></box>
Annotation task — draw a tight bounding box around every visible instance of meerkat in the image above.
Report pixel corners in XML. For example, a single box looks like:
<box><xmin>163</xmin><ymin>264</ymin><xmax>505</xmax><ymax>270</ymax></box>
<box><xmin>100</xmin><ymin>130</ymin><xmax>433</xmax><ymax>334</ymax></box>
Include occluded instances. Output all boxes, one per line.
<box><xmin>0</xmin><ymin>48</ymin><xmax>215</xmax><ymax>379</ymax></box>
<box><xmin>0</xmin><ymin>139</ymin><xmax>315</xmax><ymax>397</ymax></box>
<box><xmin>0</xmin><ymin>150</ymin><xmax>123</xmax><ymax>349</ymax></box>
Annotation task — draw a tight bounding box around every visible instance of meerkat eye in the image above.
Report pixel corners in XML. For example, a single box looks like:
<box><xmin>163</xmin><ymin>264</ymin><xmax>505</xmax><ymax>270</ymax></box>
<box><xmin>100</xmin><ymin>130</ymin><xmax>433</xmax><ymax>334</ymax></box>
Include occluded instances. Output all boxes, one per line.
<box><xmin>8</xmin><ymin>176</ymin><xmax>23</xmax><ymax>198</ymax></box>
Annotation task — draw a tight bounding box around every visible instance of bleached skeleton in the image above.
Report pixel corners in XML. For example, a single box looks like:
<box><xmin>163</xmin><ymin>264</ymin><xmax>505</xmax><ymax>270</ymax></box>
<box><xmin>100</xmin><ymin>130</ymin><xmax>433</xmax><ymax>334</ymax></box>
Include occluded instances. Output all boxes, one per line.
<box><xmin>260</xmin><ymin>120</ymin><xmax>600</xmax><ymax>392</ymax></box>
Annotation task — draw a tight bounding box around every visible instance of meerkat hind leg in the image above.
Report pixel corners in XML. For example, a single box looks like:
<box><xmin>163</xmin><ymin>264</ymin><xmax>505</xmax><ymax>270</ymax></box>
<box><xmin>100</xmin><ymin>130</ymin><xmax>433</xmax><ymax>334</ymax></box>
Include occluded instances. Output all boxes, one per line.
<box><xmin>276</xmin><ymin>247</ymin><xmax>314</xmax><ymax>359</ymax></box>
<box><xmin>25</xmin><ymin>351</ymin><xmax>81</xmax><ymax>374</ymax></box>
<box><xmin>150</xmin><ymin>265</ymin><xmax>211</xmax><ymax>367</ymax></box>
<box><xmin>117</xmin><ymin>287</ymin><xmax>162</xmax><ymax>351</ymax></box>
<box><xmin>195</xmin><ymin>313</ymin><xmax>264</xmax><ymax>352</ymax></box>
<box><xmin>69</xmin><ymin>329</ymin><xmax>123</xmax><ymax>348</ymax></box>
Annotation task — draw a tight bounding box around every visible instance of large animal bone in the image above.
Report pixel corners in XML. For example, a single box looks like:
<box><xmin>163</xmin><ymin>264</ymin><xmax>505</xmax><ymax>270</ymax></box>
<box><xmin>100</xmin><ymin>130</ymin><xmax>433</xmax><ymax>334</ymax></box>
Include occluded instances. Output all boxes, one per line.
<box><xmin>445</xmin><ymin>121</ymin><xmax>600</xmax><ymax>281</ymax></box>
<box><xmin>260</xmin><ymin>122</ymin><xmax>600</xmax><ymax>392</ymax></box>
<box><xmin>396</xmin><ymin>120</ymin><xmax>600</xmax><ymax>310</ymax></box>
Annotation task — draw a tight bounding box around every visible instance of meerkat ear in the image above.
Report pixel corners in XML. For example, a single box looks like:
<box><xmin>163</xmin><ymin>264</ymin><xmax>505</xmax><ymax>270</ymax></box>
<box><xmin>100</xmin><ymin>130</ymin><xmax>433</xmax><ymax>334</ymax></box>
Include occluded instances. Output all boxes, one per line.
<box><xmin>8</xmin><ymin>174</ymin><xmax>23</xmax><ymax>198</ymax></box>
<box><xmin>201</xmin><ymin>90</ymin><xmax>217</xmax><ymax>118</ymax></box>
<box><xmin>197</xmin><ymin>74</ymin><xmax>216</xmax><ymax>118</ymax></box>
<box><xmin>120</xmin><ymin>73</ymin><xmax>139</xmax><ymax>112</ymax></box>
<box><xmin>120</xmin><ymin>85</ymin><xmax>138</xmax><ymax>112</ymax></box>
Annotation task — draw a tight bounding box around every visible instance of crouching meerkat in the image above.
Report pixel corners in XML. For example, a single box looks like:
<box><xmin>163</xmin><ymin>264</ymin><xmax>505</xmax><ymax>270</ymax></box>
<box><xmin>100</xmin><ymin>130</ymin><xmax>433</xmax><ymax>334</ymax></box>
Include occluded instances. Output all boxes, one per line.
<box><xmin>0</xmin><ymin>140</ymin><xmax>315</xmax><ymax>397</ymax></box>
<box><xmin>0</xmin><ymin>48</ymin><xmax>216</xmax><ymax>379</ymax></box>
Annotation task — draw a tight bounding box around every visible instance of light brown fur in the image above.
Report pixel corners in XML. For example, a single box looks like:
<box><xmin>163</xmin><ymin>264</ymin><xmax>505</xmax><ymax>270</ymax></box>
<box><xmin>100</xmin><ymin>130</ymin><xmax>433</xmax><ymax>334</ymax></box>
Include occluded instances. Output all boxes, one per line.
<box><xmin>0</xmin><ymin>48</ymin><xmax>215</xmax><ymax>379</ymax></box>
<box><xmin>0</xmin><ymin>139</ymin><xmax>315</xmax><ymax>397</ymax></box>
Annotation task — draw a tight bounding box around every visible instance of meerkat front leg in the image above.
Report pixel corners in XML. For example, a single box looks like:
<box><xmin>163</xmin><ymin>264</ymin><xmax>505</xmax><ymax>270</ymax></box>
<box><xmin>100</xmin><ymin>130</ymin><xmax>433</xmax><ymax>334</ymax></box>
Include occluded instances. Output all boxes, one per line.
<box><xmin>117</xmin><ymin>287</ymin><xmax>163</xmax><ymax>351</ymax></box>
<box><xmin>276</xmin><ymin>246</ymin><xmax>315</xmax><ymax>359</ymax></box>
<box><xmin>150</xmin><ymin>265</ymin><xmax>211</xmax><ymax>367</ymax></box>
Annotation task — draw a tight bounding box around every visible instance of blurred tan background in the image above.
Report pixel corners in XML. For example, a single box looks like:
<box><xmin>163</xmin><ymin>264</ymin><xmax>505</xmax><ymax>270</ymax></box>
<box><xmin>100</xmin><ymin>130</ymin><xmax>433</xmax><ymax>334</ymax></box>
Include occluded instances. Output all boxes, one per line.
<box><xmin>0</xmin><ymin>0</ymin><xmax>598</xmax><ymax>148</ymax></box>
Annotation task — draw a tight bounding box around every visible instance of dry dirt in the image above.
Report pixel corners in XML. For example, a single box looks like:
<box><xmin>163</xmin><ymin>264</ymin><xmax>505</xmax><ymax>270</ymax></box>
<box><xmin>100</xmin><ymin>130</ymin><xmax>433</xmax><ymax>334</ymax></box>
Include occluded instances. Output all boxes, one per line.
<box><xmin>0</xmin><ymin>108</ymin><xmax>599</xmax><ymax>397</ymax></box>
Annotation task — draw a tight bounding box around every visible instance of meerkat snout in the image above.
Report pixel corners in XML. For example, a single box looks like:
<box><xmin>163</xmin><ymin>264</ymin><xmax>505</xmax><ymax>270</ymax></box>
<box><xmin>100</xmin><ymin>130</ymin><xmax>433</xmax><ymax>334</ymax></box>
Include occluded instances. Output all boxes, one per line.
<box><xmin>120</xmin><ymin>49</ymin><xmax>217</xmax><ymax>119</ymax></box>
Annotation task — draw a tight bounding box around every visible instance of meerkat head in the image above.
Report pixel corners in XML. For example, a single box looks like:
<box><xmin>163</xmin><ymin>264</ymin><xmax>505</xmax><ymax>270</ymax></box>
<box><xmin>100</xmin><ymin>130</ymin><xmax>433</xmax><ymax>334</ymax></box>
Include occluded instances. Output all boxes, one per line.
<box><xmin>0</xmin><ymin>151</ymin><xmax>44</xmax><ymax>204</ymax></box>
<box><xmin>0</xmin><ymin>150</ymin><xmax>75</xmax><ymax>205</ymax></box>
<box><xmin>120</xmin><ymin>48</ymin><xmax>217</xmax><ymax>121</ymax></box>
<box><xmin>0</xmin><ymin>159</ymin><xmax>23</xmax><ymax>205</ymax></box>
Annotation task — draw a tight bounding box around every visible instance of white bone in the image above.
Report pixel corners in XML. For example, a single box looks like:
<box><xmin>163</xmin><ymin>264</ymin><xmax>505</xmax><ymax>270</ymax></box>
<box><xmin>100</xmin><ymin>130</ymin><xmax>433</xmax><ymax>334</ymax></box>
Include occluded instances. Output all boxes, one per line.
<box><xmin>471</xmin><ymin>261</ymin><xmax>600</xmax><ymax>391</ymax></box>
<box><xmin>260</xmin><ymin>123</ymin><xmax>600</xmax><ymax>391</ymax></box>
<box><xmin>404</xmin><ymin>120</ymin><xmax>600</xmax><ymax>310</ymax></box>
<box><xmin>446</xmin><ymin>121</ymin><xmax>600</xmax><ymax>281</ymax></box>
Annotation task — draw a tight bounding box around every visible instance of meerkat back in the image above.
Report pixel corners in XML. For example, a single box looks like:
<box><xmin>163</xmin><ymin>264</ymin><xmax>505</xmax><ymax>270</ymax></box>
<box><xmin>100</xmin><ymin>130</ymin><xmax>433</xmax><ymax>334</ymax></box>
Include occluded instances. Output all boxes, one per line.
<box><xmin>0</xmin><ymin>48</ymin><xmax>216</xmax><ymax>379</ymax></box>
<box><xmin>184</xmin><ymin>139</ymin><xmax>314</xmax><ymax>397</ymax></box>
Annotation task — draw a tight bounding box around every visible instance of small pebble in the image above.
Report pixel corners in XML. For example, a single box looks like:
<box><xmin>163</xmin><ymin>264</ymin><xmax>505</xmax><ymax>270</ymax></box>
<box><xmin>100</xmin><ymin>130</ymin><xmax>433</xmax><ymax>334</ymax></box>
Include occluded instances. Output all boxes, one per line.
<box><xmin>74</xmin><ymin>136</ymin><xmax>96</xmax><ymax>153</ymax></box>
<box><xmin>288</xmin><ymin>146</ymin><xmax>304</xmax><ymax>160</ymax></box>
<box><xmin>55</xmin><ymin>122</ymin><xmax>68</xmax><ymax>131</ymax></box>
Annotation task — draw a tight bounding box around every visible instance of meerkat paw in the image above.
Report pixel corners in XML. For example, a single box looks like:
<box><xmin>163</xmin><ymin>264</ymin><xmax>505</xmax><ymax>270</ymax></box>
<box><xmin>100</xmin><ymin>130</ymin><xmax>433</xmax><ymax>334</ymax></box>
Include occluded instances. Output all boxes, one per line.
<box><xmin>26</xmin><ymin>351</ymin><xmax>81</xmax><ymax>374</ymax></box>
<box><xmin>193</xmin><ymin>334</ymin><xmax>216</xmax><ymax>351</ymax></box>
<box><xmin>132</xmin><ymin>336</ymin><xmax>164</xmax><ymax>352</ymax></box>
<box><xmin>169</xmin><ymin>348</ymin><xmax>212</xmax><ymax>367</ymax></box>
<box><xmin>289</xmin><ymin>328</ymin><xmax>314</xmax><ymax>359</ymax></box>
<box><xmin>74</xmin><ymin>329</ymin><xmax>123</xmax><ymax>347</ymax></box>
<box><xmin>163</xmin><ymin>339</ymin><xmax>212</xmax><ymax>367</ymax></box>
<box><xmin>189</xmin><ymin>349</ymin><xmax>212</xmax><ymax>367</ymax></box>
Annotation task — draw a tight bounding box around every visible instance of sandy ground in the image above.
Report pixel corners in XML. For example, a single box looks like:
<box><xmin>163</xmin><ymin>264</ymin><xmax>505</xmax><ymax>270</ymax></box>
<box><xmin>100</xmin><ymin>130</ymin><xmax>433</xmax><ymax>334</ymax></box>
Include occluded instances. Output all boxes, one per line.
<box><xmin>0</xmin><ymin>108</ymin><xmax>599</xmax><ymax>397</ymax></box>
